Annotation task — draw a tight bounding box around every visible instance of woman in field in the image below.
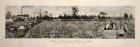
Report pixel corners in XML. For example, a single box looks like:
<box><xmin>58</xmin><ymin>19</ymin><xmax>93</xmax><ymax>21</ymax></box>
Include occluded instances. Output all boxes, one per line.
<box><xmin>102</xmin><ymin>21</ymin><xmax>117</xmax><ymax>39</ymax></box>
<box><xmin>102</xmin><ymin>20</ymin><xmax>128</xmax><ymax>39</ymax></box>
<box><xmin>104</xmin><ymin>21</ymin><xmax>114</xmax><ymax>30</ymax></box>
<box><xmin>116</xmin><ymin>23</ymin><xmax>128</xmax><ymax>38</ymax></box>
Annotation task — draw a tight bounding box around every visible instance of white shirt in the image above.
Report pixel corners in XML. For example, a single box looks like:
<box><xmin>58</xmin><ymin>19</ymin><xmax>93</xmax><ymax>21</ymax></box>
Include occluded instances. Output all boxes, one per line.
<box><xmin>18</xmin><ymin>26</ymin><xmax>25</xmax><ymax>29</ymax></box>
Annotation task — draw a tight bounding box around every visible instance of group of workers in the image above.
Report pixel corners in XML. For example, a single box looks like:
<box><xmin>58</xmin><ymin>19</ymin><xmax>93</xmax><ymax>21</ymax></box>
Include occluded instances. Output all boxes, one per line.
<box><xmin>6</xmin><ymin>19</ymin><xmax>41</xmax><ymax>38</ymax></box>
<box><xmin>103</xmin><ymin>20</ymin><xmax>128</xmax><ymax>39</ymax></box>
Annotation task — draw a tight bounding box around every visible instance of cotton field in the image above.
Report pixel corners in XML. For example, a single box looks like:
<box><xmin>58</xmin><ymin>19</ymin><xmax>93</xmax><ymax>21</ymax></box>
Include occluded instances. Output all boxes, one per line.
<box><xmin>24</xmin><ymin>20</ymin><xmax>135</xmax><ymax>39</ymax></box>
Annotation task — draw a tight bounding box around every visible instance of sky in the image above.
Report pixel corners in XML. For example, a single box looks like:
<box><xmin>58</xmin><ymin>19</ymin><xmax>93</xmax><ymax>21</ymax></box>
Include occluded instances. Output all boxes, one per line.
<box><xmin>6</xmin><ymin>6</ymin><xmax>134</xmax><ymax>17</ymax></box>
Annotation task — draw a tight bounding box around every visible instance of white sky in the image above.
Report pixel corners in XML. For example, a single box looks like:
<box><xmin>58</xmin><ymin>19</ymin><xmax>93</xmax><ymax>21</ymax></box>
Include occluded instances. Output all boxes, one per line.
<box><xmin>6</xmin><ymin>6</ymin><xmax>134</xmax><ymax>17</ymax></box>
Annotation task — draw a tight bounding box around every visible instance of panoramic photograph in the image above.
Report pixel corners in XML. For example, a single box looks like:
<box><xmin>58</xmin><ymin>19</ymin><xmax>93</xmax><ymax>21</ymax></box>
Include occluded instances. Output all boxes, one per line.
<box><xmin>5</xmin><ymin>6</ymin><xmax>135</xmax><ymax>39</ymax></box>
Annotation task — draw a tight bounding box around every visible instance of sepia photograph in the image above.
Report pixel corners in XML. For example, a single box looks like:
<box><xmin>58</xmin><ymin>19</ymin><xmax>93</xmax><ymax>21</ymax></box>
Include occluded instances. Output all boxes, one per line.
<box><xmin>5</xmin><ymin>6</ymin><xmax>135</xmax><ymax>39</ymax></box>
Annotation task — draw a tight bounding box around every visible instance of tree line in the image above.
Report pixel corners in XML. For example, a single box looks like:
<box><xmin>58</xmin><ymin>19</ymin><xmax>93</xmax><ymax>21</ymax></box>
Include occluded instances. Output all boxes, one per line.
<box><xmin>6</xmin><ymin>6</ymin><xmax>134</xmax><ymax>20</ymax></box>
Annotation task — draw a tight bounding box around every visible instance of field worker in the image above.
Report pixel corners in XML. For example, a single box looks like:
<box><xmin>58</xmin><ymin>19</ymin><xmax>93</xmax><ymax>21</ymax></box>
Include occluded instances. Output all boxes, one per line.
<box><xmin>124</xmin><ymin>23</ymin><xmax>128</xmax><ymax>32</ymax></box>
<box><xmin>104</xmin><ymin>21</ymin><xmax>114</xmax><ymax>30</ymax></box>
<box><xmin>16</xmin><ymin>25</ymin><xmax>26</xmax><ymax>38</ymax></box>
<box><xmin>112</xmin><ymin>21</ymin><xmax>117</xmax><ymax>30</ymax></box>
<box><xmin>104</xmin><ymin>21</ymin><xmax>109</xmax><ymax>30</ymax></box>
<box><xmin>9</xmin><ymin>25</ymin><xmax>17</xmax><ymax>33</ymax></box>
<box><xmin>116</xmin><ymin>23</ymin><xmax>128</xmax><ymax>38</ymax></box>
<box><xmin>102</xmin><ymin>21</ymin><xmax>118</xmax><ymax>39</ymax></box>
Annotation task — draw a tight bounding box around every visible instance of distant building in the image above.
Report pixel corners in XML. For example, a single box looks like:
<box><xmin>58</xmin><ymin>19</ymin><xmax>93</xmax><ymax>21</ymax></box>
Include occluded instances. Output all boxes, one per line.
<box><xmin>17</xmin><ymin>14</ymin><xmax>29</xmax><ymax>20</ymax></box>
<box><xmin>17</xmin><ymin>14</ymin><xmax>29</xmax><ymax>17</ymax></box>
<box><xmin>6</xmin><ymin>11</ymin><xmax>12</xmax><ymax>19</ymax></box>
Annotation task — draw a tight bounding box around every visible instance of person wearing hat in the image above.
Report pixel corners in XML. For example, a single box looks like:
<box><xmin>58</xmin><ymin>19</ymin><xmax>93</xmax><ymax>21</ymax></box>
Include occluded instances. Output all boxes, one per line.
<box><xmin>116</xmin><ymin>23</ymin><xmax>128</xmax><ymax>38</ymax></box>
<box><xmin>16</xmin><ymin>24</ymin><xmax>26</xmax><ymax>38</ymax></box>
<box><xmin>102</xmin><ymin>21</ymin><xmax>117</xmax><ymax>39</ymax></box>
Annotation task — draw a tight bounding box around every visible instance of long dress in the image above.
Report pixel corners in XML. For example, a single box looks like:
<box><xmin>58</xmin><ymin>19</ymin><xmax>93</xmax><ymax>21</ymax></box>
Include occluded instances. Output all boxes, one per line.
<box><xmin>102</xmin><ymin>30</ymin><xmax>117</xmax><ymax>39</ymax></box>
<box><xmin>102</xmin><ymin>23</ymin><xmax>117</xmax><ymax>39</ymax></box>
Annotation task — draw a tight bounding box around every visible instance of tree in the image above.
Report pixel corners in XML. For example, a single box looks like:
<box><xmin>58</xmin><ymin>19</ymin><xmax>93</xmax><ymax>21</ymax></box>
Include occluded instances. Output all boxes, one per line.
<box><xmin>58</xmin><ymin>15</ymin><xmax>63</xmax><ymax>19</ymax></box>
<box><xmin>98</xmin><ymin>12</ymin><xmax>107</xmax><ymax>19</ymax></box>
<box><xmin>44</xmin><ymin>11</ymin><xmax>49</xmax><ymax>17</ymax></box>
<box><xmin>101</xmin><ymin>16</ymin><xmax>106</xmax><ymax>19</ymax></box>
<box><xmin>6</xmin><ymin>11</ymin><xmax>12</xmax><ymax>19</ymax></box>
<box><xmin>124</xmin><ymin>13</ymin><xmax>128</xmax><ymax>19</ymax></box>
<box><xmin>45</xmin><ymin>11</ymin><xmax>48</xmax><ymax>15</ymax></box>
<box><xmin>100</xmin><ymin>12</ymin><xmax>107</xmax><ymax>15</ymax></box>
<box><xmin>130</xmin><ymin>14</ymin><xmax>133</xmax><ymax>18</ymax></box>
<box><xmin>72</xmin><ymin>6</ymin><xmax>79</xmax><ymax>16</ymax></box>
